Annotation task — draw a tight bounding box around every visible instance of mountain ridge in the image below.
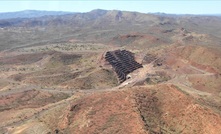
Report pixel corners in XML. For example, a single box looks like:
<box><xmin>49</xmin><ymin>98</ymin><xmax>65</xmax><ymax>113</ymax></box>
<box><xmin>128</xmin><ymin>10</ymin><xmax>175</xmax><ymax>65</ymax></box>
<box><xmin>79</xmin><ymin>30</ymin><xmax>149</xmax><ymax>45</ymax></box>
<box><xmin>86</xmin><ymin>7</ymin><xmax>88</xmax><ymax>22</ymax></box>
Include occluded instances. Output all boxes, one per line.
<box><xmin>0</xmin><ymin>10</ymin><xmax>76</xmax><ymax>20</ymax></box>
<box><xmin>1</xmin><ymin>8</ymin><xmax>221</xmax><ymax>134</ymax></box>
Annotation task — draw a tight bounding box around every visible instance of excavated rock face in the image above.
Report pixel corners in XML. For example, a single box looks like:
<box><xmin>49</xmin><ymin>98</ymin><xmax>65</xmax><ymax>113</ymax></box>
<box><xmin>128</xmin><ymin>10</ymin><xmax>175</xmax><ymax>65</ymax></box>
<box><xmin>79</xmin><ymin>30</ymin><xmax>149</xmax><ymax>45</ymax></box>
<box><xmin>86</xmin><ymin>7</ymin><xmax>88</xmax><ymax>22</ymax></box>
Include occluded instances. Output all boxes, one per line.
<box><xmin>105</xmin><ymin>49</ymin><xmax>143</xmax><ymax>83</ymax></box>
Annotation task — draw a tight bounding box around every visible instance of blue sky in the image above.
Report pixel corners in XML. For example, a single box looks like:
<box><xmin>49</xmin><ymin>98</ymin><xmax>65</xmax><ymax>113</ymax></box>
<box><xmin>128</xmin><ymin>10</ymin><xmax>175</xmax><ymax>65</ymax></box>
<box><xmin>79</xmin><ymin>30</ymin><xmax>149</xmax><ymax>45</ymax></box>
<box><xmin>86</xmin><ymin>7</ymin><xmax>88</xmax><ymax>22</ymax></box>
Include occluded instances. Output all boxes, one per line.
<box><xmin>0</xmin><ymin>1</ymin><xmax>220</xmax><ymax>14</ymax></box>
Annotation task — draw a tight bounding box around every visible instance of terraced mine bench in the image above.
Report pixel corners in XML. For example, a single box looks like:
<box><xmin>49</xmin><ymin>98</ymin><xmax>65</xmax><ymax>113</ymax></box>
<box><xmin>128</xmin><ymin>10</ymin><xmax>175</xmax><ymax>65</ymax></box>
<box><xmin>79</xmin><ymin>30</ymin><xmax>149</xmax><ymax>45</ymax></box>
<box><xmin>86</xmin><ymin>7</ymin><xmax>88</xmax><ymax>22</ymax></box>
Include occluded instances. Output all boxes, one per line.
<box><xmin>105</xmin><ymin>49</ymin><xmax>143</xmax><ymax>83</ymax></box>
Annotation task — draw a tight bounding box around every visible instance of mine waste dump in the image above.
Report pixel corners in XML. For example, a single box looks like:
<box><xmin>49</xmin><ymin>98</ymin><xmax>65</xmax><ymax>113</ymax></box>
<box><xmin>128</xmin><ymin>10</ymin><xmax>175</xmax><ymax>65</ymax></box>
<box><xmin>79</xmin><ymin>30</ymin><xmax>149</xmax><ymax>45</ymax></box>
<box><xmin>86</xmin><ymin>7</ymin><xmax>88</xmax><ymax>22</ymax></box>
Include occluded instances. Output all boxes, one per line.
<box><xmin>105</xmin><ymin>49</ymin><xmax>143</xmax><ymax>83</ymax></box>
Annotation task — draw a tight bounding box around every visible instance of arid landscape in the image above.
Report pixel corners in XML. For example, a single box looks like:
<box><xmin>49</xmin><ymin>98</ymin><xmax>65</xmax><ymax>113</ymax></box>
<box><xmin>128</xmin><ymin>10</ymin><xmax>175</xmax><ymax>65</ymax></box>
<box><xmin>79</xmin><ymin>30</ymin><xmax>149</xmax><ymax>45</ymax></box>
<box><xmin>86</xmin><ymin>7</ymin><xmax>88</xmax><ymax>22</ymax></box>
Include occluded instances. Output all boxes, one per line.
<box><xmin>0</xmin><ymin>9</ymin><xmax>221</xmax><ymax>134</ymax></box>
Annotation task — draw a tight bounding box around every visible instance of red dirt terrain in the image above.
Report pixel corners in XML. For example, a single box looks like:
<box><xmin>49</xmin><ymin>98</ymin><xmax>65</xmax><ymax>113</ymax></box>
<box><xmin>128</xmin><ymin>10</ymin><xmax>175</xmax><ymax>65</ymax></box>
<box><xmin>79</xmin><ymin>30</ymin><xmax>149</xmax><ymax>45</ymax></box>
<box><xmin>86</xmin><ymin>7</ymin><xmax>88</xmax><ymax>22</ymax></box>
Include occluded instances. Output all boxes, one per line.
<box><xmin>1</xmin><ymin>44</ymin><xmax>221</xmax><ymax>134</ymax></box>
<box><xmin>1</xmin><ymin>9</ymin><xmax>221</xmax><ymax>134</ymax></box>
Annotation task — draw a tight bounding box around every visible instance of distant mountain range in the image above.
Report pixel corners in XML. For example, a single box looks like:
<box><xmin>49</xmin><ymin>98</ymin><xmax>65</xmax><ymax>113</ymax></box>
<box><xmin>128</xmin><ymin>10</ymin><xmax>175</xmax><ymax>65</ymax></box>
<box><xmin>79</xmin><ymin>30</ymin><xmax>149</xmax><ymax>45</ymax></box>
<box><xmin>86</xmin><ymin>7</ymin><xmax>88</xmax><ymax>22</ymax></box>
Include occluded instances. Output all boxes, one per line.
<box><xmin>0</xmin><ymin>9</ymin><xmax>221</xmax><ymax>52</ymax></box>
<box><xmin>149</xmin><ymin>12</ymin><xmax>221</xmax><ymax>17</ymax></box>
<box><xmin>0</xmin><ymin>9</ymin><xmax>221</xmax><ymax>29</ymax></box>
<box><xmin>0</xmin><ymin>10</ymin><xmax>75</xmax><ymax>20</ymax></box>
<box><xmin>0</xmin><ymin>10</ymin><xmax>220</xmax><ymax>20</ymax></box>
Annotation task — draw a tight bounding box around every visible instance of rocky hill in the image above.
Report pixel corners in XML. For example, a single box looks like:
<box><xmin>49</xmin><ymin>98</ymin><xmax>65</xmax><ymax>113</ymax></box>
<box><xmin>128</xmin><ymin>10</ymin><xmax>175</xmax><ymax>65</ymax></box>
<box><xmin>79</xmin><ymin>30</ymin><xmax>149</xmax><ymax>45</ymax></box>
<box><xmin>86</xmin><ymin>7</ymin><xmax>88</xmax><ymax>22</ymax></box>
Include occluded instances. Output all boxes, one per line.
<box><xmin>1</xmin><ymin>9</ymin><xmax>221</xmax><ymax>134</ymax></box>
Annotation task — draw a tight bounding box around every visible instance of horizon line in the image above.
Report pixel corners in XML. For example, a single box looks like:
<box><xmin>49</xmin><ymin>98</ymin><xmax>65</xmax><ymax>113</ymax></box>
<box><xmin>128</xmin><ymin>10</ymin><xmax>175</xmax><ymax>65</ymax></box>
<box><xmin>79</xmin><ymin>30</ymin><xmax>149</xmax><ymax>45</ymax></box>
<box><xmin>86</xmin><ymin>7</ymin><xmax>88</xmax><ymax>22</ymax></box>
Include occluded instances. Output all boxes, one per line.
<box><xmin>0</xmin><ymin>9</ymin><xmax>221</xmax><ymax>16</ymax></box>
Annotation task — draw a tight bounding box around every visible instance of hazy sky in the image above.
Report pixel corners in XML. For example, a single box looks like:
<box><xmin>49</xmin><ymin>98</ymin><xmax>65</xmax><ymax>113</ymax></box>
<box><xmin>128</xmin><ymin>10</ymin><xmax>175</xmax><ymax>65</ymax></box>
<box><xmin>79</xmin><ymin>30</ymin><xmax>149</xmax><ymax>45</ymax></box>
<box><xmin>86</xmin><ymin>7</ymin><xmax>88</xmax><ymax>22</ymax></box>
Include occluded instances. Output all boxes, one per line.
<box><xmin>0</xmin><ymin>0</ymin><xmax>220</xmax><ymax>14</ymax></box>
